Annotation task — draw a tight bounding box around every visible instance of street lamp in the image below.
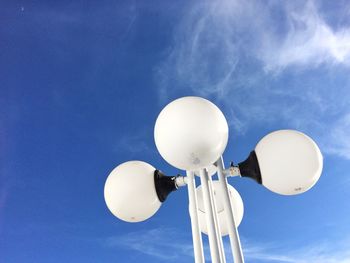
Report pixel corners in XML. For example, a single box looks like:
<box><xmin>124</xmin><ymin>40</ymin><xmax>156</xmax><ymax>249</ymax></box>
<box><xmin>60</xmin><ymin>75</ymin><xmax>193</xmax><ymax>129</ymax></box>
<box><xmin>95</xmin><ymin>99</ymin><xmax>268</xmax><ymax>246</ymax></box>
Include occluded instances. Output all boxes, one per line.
<box><xmin>104</xmin><ymin>96</ymin><xmax>323</xmax><ymax>263</ymax></box>
<box><xmin>239</xmin><ymin>130</ymin><xmax>323</xmax><ymax>195</ymax></box>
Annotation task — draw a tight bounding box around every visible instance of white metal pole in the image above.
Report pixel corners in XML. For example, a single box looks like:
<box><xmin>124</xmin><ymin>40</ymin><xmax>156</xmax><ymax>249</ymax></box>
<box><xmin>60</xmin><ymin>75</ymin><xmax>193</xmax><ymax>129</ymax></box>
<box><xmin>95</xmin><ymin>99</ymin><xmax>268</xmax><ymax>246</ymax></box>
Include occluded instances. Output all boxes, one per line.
<box><xmin>199</xmin><ymin>168</ymin><xmax>221</xmax><ymax>263</ymax></box>
<box><xmin>207</xmin><ymin>172</ymin><xmax>226</xmax><ymax>263</ymax></box>
<box><xmin>186</xmin><ymin>171</ymin><xmax>205</xmax><ymax>263</ymax></box>
<box><xmin>216</xmin><ymin>157</ymin><xmax>245</xmax><ymax>263</ymax></box>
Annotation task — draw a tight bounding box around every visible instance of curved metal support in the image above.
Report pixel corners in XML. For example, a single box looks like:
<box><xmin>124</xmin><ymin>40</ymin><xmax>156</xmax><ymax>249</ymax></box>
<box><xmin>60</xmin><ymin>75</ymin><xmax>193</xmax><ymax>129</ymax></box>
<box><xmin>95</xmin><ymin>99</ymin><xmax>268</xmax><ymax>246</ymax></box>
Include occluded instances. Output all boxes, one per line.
<box><xmin>216</xmin><ymin>157</ymin><xmax>245</xmax><ymax>263</ymax></box>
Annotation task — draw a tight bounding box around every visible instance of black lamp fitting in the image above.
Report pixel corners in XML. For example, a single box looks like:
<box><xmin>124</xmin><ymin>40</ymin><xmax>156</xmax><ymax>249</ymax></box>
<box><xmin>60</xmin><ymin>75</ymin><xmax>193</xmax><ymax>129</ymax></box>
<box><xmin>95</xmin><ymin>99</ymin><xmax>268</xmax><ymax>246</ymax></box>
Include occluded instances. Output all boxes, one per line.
<box><xmin>154</xmin><ymin>170</ymin><xmax>178</xmax><ymax>202</ymax></box>
<box><xmin>238</xmin><ymin>151</ymin><xmax>263</xmax><ymax>184</ymax></box>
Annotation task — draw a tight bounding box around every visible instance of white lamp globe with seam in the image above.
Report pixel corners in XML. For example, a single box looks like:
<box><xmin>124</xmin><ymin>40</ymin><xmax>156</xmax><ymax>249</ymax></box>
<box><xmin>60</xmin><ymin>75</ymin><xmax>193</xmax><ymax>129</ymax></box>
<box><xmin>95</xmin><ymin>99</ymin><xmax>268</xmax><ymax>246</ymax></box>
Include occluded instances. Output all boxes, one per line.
<box><xmin>195</xmin><ymin>181</ymin><xmax>244</xmax><ymax>236</ymax></box>
<box><xmin>240</xmin><ymin>130</ymin><xmax>323</xmax><ymax>195</ymax></box>
<box><xmin>104</xmin><ymin>160</ymin><xmax>161</xmax><ymax>222</ymax></box>
<box><xmin>154</xmin><ymin>96</ymin><xmax>229</xmax><ymax>170</ymax></box>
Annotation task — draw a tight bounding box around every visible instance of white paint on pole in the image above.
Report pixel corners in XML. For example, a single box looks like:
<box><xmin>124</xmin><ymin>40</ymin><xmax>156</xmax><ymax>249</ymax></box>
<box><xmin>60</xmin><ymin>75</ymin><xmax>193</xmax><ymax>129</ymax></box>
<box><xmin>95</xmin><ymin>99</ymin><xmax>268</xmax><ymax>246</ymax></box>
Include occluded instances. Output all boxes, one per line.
<box><xmin>207</xmin><ymin>172</ymin><xmax>226</xmax><ymax>263</ymax></box>
<box><xmin>186</xmin><ymin>171</ymin><xmax>205</xmax><ymax>263</ymax></box>
<box><xmin>199</xmin><ymin>169</ymin><xmax>221</xmax><ymax>263</ymax></box>
<box><xmin>216</xmin><ymin>157</ymin><xmax>245</xmax><ymax>263</ymax></box>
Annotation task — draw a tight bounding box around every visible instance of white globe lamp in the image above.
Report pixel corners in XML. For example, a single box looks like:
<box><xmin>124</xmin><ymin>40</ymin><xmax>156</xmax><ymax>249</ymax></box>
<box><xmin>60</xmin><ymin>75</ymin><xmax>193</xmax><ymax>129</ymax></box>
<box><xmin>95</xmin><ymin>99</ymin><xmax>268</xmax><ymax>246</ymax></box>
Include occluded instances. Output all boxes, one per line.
<box><xmin>104</xmin><ymin>161</ymin><xmax>161</xmax><ymax>222</ymax></box>
<box><xmin>196</xmin><ymin>181</ymin><xmax>244</xmax><ymax>236</ymax></box>
<box><xmin>239</xmin><ymin>130</ymin><xmax>323</xmax><ymax>195</ymax></box>
<box><xmin>154</xmin><ymin>96</ymin><xmax>229</xmax><ymax>170</ymax></box>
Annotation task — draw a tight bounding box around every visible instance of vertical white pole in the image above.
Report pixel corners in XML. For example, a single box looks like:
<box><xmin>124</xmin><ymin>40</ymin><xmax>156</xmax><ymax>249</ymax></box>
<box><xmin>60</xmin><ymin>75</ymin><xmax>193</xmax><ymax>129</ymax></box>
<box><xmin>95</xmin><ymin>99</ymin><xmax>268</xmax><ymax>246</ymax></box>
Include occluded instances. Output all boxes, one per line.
<box><xmin>186</xmin><ymin>171</ymin><xmax>205</xmax><ymax>263</ymax></box>
<box><xmin>199</xmin><ymin>168</ymin><xmax>221</xmax><ymax>263</ymax></box>
<box><xmin>216</xmin><ymin>157</ymin><xmax>244</xmax><ymax>263</ymax></box>
<box><xmin>207</xmin><ymin>172</ymin><xmax>226</xmax><ymax>263</ymax></box>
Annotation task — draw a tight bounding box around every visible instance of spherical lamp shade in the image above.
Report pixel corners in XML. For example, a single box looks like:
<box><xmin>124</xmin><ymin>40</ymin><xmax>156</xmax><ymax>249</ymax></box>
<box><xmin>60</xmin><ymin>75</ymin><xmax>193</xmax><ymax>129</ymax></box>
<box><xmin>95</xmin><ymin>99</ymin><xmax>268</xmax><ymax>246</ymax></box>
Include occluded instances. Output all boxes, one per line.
<box><xmin>104</xmin><ymin>161</ymin><xmax>161</xmax><ymax>222</ymax></box>
<box><xmin>196</xmin><ymin>181</ymin><xmax>244</xmax><ymax>236</ymax></box>
<box><xmin>254</xmin><ymin>130</ymin><xmax>323</xmax><ymax>195</ymax></box>
<box><xmin>154</xmin><ymin>97</ymin><xmax>229</xmax><ymax>170</ymax></box>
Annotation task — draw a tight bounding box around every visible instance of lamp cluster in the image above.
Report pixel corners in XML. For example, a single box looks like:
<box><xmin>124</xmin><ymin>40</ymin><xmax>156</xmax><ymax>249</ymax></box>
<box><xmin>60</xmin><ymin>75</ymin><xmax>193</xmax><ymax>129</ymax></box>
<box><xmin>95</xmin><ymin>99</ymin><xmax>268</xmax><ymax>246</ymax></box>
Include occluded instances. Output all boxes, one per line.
<box><xmin>104</xmin><ymin>96</ymin><xmax>323</xmax><ymax>263</ymax></box>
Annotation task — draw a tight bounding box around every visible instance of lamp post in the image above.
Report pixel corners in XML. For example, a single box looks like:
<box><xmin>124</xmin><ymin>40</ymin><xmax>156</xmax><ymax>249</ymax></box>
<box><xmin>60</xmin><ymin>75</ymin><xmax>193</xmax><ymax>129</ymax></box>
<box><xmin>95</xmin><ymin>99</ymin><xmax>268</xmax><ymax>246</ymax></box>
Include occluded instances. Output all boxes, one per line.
<box><xmin>104</xmin><ymin>96</ymin><xmax>323</xmax><ymax>263</ymax></box>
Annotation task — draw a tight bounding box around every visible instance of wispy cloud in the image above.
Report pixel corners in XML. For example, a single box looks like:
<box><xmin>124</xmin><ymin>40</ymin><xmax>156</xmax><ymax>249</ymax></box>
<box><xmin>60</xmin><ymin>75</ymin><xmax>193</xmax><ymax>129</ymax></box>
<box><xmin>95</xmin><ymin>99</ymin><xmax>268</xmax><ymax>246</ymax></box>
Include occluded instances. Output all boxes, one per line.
<box><xmin>155</xmin><ymin>0</ymin><xmax>350</xmax><ymax>159</ymax></box>
<box><xmin>259</xmin><ymin>1</ymin><xmax>350</xmax><ymax>71</ymax></box>
<box><xmin>242</xmin><ymin>238</ymin><xmax>350</xmax><ymax>263</ymax></box>
<box><xmin>103</xmin><ymin>227</ymin><xmax>198</xmax><ymax>261</ymax></box>
<box><xmin>323</xmin><ymin>113</ymin><xmax>350</xmax><ymax>159</ymax></box>
<box><xmin>114</xmin><ymin>133</ymin><xmax>153</xmax><ymax>155</ymax></box>
<box><xmin>103</xmin><ymin>227</ymin><xmax>350</xmax><ymax>263</ymax></box>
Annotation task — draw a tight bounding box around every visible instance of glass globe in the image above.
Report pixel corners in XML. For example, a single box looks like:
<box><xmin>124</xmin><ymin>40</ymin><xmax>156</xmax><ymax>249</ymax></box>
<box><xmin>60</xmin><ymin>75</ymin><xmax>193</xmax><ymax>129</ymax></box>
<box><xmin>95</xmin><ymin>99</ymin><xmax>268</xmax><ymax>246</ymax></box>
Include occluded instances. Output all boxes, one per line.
<box><xmin>196</xmin><ymin>181</ymin><xmax>244</xmax><ymax>236</ymax></box>
<box><xmin>104</xmin><ymin>161</ymin><xmax>161</xmax><ymax>222</ymax></box>
<box><xmin>255</xmin><ymin>130</ymin><xmax>323</xmax><ymax>195</ymax></box>
<box><xmin>154</xmin><ymin>96</ymin><xmax>229</xmax><ymax>170</ymax></box>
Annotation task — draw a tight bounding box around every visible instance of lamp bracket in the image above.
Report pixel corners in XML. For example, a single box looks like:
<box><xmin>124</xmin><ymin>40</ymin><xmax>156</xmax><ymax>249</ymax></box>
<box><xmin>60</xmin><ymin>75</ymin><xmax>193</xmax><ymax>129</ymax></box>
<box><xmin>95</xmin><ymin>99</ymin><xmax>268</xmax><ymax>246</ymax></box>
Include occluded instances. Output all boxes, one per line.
<box><xmin>224</xmin><ymin>165</ymin><xmax>241</xmax><ymax>177</ymax></box>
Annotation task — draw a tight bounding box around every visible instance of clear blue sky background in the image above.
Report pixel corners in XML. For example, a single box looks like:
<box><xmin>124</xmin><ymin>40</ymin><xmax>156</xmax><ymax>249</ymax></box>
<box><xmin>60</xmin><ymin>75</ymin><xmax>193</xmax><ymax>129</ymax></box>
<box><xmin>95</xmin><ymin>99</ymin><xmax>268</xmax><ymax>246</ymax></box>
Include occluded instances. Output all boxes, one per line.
<box><xmin>1</xmin><ymin>0</ymin><xmax>350</xmax><ymax>262</ymax></box>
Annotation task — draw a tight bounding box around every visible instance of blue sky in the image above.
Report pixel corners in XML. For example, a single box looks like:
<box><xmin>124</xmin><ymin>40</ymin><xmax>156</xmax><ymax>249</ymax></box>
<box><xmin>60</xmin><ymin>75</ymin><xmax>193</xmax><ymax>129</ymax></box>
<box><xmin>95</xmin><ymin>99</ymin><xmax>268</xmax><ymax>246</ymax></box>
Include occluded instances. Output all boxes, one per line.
<box><xmin>1</xmin><ymin>0</ymin><xmax>350</xmax><ymax>262</ymax></box>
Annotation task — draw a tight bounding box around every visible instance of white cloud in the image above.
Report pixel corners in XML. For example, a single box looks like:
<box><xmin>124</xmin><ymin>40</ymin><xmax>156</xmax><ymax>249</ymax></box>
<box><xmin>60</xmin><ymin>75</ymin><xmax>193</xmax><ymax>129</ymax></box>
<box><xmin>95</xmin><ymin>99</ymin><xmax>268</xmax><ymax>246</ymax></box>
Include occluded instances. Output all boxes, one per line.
<box><xmin>260</xmin><ymin>1</ymin><xmax>350</xmax><ymax>71</ymax></box>
<box><xmin>104</xmin><ymin>227</ymin><xmax>350</xmax><ymax>263</ymax></box>
<box><xmin>114</xmin><ymin>133</ymin><xmax>153</xmax><ymax>155</ymax></box>
<box><xmin>243</xmin><ymin>238</ymin><xmax>350</xmax><ymax>263</ymax></box>
<box><xmin>103</xmin><ymin>227</ymin><xmax>198</xmax><ymax>260</ymax></box>
<box><xmin>323</xmin><ymin>113</ymin><xmax>350</xmax><ymax>159</ymax></box>
<box><xmin>155</xmin><ymin>0</ymin><xmax>350</xmax><ymax>159</ymax></box>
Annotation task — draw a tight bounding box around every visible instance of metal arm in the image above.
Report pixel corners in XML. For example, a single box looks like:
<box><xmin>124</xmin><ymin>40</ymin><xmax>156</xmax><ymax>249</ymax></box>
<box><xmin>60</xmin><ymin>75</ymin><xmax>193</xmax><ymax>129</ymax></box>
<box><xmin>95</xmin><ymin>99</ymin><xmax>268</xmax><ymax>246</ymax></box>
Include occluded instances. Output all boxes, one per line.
<box><xmin>186</xmin><ymin>171</ymin><xmax>205</xmax><ymax>263</ymax></box>
<box><xmin>216</xmin><ymin>157</ymin><xmax>245</xmax><ymax>263</ymax></box>
<box><xmin>199</xmin><ymin>168</ymin><xmax>223</xmax><ymax>263</ymax></box>
<box><xmin>222</xmin><ymin>164</ymin><xmax>241</xmax><ymax>177</ymax></box>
